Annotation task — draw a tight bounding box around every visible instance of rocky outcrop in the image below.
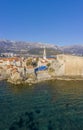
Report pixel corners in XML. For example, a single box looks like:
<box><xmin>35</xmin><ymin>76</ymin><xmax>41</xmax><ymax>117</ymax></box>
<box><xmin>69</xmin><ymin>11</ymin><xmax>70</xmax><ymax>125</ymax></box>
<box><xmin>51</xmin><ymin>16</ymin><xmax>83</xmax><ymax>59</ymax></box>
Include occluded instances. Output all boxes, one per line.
<box><xmin>25</xmin><ymin>73</ymin><xmax>37</xmax><ymax>84</ymax></box>
<box><xmin>8</xmin><ymin>71</ymin><xmax>23</xmax><ymax>84</ymax></box>
<box><xmin>37</xmin><ymin>70</ymin><xmax>51</xmax><ymax>81</ymax></box>
<box><xmin>0</xmin><ymin>68</ymin><xmax>8</xmax><ymax>79</ymax></box>
<box><xmin>7</xmin><ymin>69</ymin><xmax>53</xmax><ymax>85</ymax></box>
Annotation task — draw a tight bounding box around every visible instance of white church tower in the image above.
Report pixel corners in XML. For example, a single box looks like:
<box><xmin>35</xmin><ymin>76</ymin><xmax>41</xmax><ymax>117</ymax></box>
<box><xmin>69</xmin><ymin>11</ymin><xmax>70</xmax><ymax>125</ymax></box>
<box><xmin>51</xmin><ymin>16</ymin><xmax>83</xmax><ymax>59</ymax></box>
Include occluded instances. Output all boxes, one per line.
<box><xmin>43</xmin><ymin>46</ymin><xmax>46</xmax><ymax>60</ymax></box>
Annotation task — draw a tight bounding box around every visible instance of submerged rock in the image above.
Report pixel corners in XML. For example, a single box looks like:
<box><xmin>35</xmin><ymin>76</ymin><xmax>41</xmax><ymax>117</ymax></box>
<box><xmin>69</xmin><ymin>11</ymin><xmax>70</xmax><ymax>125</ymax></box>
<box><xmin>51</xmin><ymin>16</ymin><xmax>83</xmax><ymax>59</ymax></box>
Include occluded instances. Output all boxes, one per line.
<box><xmin>17</xmin><ymin>117</ymin><xmax>24</xmax><ymax>128</ymax></box>
<box><xmin>9</xmin><ymin>126</ymin><xmax>16</xmax><ymax>130</ymax></box>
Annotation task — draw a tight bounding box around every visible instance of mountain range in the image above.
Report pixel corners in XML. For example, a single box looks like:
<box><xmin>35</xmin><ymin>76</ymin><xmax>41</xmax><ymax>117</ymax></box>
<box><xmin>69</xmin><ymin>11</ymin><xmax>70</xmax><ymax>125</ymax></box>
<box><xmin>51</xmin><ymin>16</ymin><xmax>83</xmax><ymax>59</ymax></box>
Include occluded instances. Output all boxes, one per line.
<box><xmin>0</xmin><ymin>40</ymin><xmax>83</xmax><ymax>56</ymax></box>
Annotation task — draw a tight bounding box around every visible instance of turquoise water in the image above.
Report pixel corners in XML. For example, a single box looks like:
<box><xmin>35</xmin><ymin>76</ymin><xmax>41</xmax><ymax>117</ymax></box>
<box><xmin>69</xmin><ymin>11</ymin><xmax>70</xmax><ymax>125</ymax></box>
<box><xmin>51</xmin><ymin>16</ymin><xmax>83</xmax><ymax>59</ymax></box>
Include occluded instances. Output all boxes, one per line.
<box><xmin>0</xmin><ymin>80</ymin><xmax>83</xmax><ymax>130</ymax></box>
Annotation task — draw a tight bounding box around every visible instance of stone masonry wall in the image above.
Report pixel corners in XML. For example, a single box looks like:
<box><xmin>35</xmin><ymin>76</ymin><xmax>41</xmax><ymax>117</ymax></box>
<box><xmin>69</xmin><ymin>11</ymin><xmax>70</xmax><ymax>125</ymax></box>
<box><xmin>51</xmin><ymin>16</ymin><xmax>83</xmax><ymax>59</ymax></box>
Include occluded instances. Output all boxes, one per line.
<box><xmin>57</xmin><ymin>54</ymin><xmax>83</xmax><ymax>76</ymax></box>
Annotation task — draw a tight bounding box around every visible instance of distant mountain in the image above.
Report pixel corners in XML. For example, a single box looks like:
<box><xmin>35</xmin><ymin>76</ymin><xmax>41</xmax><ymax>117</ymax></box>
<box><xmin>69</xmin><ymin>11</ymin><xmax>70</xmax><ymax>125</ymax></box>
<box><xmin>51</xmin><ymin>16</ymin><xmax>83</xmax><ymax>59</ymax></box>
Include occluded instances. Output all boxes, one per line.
<box><xmin>0</xmin><ymin>40</ymin><xmax>60</xmax><ymax>55</ymax></box>
<box><xmin>0</xmin><ymin>40</ymin><xmax>83</xmax><ymax>56</ymax></box>
<box><xmin>61</xmin><ymin>44</ymin><xmax>83</xmax><ymax>56</ymax></box>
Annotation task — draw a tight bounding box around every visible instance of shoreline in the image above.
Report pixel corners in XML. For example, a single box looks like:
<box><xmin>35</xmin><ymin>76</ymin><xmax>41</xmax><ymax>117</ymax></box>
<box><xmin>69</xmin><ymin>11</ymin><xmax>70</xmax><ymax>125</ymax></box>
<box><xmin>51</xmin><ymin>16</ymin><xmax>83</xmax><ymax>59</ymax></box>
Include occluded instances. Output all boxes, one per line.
<box><xmin>1</xmin><ymin>76</ymin><xmax>83</xmax><ymax>85</ymax></box>
<box><xmin>55</xmin><ymin>76</ymin><xmax>83</xmax><ymax>80</ymax></box>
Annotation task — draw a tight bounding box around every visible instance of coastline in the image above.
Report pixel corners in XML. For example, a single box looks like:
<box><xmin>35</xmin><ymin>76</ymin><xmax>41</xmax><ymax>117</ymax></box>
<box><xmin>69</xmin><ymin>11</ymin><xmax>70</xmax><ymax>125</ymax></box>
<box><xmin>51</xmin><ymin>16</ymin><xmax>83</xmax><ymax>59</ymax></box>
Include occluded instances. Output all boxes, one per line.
<box><xmin>1</xmin><ymin>76</ymin><xmax>83</xmax><ymax>85</ymax></box>
<box><xmin>55</xmin><ymin>76</ymin><xmax>83</xmax><ymax>81</ymax></box>
<box><xmin>1</xmin><ymin>54</ymin><xmax>83</xmax><ymax>85</ymax></box>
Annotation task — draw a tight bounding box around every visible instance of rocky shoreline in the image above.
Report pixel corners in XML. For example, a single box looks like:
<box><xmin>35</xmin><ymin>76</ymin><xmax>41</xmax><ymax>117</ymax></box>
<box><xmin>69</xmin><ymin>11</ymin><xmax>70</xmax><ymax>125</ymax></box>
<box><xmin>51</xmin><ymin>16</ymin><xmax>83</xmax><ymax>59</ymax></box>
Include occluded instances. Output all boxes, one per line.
<box><xmin>1</xmin><ymin>75</ymin><xmax>83</xmax><ymax>85</ymax></box>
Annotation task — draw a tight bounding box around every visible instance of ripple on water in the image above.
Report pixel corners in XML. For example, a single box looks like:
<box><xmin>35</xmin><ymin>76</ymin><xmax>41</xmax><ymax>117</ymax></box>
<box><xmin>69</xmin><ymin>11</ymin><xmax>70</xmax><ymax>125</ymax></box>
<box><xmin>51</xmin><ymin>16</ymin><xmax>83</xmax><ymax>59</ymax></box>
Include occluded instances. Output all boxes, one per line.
<box><xmin>0</xmin><ymin>80</ymin><xmax>83</xmax><ymax>130</ymax></box>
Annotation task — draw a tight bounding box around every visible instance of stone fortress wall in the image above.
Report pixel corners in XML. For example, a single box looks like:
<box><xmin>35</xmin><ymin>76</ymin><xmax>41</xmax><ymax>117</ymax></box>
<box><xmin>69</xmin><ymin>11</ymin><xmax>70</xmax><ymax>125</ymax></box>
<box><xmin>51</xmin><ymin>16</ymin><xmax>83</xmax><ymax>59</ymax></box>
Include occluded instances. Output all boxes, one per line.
<box><xmin>55</xmin><ymin>54</ymin><xmax>83</xmax><ymax>76</ymax></box>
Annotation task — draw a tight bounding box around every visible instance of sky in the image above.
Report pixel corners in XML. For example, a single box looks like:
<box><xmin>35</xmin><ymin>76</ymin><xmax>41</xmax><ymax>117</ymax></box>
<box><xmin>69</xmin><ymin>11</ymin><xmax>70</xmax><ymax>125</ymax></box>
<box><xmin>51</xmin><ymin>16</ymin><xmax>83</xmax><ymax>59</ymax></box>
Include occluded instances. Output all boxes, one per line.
<box><xmin>0</xmin><ymin>0</ymin><xmax>83</xmax><ymax>46</ymax></box>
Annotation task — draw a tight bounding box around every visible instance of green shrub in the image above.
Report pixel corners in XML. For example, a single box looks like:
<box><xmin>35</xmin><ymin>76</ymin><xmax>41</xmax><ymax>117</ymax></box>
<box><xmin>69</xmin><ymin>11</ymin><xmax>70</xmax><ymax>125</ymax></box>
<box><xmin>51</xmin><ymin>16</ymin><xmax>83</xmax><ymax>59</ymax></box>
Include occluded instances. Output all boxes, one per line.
<box><xmin>26</xmin><ymin>59</ymin><xmax>32</xmax><ymax>66</ymax></box>
<box><xmin>47</xmin><ymin>63</ymin><xmax>51</xmax><ymax>67</ymax></box>
<box><xmin>49</xmin><ymin>68</ymin><xmax>55</xmax><ymax>72</ymax></box>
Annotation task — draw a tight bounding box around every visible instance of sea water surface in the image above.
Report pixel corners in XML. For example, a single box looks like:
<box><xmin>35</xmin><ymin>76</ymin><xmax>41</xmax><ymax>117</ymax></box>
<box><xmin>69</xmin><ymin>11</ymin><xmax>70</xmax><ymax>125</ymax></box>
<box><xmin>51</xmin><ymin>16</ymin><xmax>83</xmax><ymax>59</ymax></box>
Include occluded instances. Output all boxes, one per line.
<box><xmin>0</xmin><ymin>80</ymin><xmax>83</xmax><ymax>130</ymax></box>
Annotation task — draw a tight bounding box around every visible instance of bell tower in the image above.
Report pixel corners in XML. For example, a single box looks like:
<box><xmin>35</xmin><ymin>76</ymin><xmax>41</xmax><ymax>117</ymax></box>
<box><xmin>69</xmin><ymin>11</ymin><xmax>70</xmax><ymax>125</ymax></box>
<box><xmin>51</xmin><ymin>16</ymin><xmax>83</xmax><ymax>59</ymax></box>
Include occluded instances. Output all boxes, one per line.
<box><xmin>43</xmin><ymin>46</ymin><xmax>46</xmax><ymax>60</ymax></box>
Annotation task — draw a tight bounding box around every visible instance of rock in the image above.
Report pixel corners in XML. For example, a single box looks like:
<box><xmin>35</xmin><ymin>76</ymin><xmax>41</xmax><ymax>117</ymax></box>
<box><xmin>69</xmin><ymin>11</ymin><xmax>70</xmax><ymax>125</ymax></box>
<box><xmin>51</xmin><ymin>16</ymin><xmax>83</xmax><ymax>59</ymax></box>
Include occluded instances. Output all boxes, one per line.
<box><xmin>8</xmin><ymin>71</ymin><xmax>23</xmax><ymax>84</ymax></box>
<box><xmin>37</xmin><ymin>71</ymin><xmax>51</xmax><ymax>81</ymax></box>
<box><xmin>27</xmin><ymin>73</ymin><xmax>36</xmax><ymax>80</ymax></box>
<box><xmin>25</xmin><ymin>78</ymin><xmax>36</xmax><ymax>84</ymax></box>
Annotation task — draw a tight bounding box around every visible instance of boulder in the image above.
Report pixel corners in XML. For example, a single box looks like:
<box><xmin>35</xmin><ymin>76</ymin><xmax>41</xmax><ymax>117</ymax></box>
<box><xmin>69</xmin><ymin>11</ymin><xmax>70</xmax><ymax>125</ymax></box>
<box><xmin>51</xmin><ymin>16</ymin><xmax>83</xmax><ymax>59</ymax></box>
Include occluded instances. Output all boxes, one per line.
<box><xmin>8</xmin><ymin>71</ymin><xmax>23</xmax><ymax>84</ymax></box>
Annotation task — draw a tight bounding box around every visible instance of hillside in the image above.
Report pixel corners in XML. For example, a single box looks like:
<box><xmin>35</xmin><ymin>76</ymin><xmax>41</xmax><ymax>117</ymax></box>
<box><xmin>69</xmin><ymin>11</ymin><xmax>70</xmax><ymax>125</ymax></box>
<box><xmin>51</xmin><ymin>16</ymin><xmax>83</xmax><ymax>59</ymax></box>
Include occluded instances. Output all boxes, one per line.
<box><xmin>0</xmin><ymin>40</ymin><xmax>61</xmax><ymax>56</ymax></box>
<box><xmin>62</xmin><ymin>45</ymin><xmax>83</xmax><ymax>56</ymax></box>
<box><xmin>0</xmin><ymin>40</ymin><xmax>83</xmax><ymax>56</ymax></box>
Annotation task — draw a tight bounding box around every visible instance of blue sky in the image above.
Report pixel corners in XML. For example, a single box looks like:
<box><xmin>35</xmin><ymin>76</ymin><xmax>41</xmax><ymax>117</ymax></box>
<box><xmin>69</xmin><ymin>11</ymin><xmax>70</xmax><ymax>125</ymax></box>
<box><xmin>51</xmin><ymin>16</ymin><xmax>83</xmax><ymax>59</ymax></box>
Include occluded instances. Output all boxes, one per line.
<box><xmin>0</xmin><ymin>0</ymin><xmax>83</xmax><ymax>46</ymax></box>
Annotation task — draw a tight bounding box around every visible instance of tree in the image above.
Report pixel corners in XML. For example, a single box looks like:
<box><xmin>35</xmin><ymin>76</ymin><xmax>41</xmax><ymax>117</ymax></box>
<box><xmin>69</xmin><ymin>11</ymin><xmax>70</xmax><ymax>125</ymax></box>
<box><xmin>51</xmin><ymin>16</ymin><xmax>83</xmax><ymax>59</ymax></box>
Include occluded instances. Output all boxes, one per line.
<box><xmin>26</xmin><ymin>59</ymin><xmax>32</xmax><ymax>66</ymax></box>
<box><xmin>46</xmin><ymin>63</ymin><xmax>51</xmax><ymax>67</ymax></box>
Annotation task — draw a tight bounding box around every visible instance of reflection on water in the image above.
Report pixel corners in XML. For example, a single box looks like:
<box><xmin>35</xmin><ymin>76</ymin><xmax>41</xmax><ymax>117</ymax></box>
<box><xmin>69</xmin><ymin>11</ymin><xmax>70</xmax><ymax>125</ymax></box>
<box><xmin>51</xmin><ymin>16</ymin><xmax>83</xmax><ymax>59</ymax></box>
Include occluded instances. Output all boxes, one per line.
<box><xmin>0</xmin><ymin>80</ymin><xmax>83</xmax><ymax>130</ymax></box>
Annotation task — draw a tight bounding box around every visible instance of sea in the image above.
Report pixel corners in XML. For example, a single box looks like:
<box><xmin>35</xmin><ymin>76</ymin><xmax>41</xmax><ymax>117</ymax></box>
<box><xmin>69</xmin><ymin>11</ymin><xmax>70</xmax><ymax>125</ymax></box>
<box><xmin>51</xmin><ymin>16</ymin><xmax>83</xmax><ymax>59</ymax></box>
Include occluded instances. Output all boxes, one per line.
<box><xmin>0</xmin><ymin>80</ymin><xmax>83</xmax><ymax>130</ymax></box>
